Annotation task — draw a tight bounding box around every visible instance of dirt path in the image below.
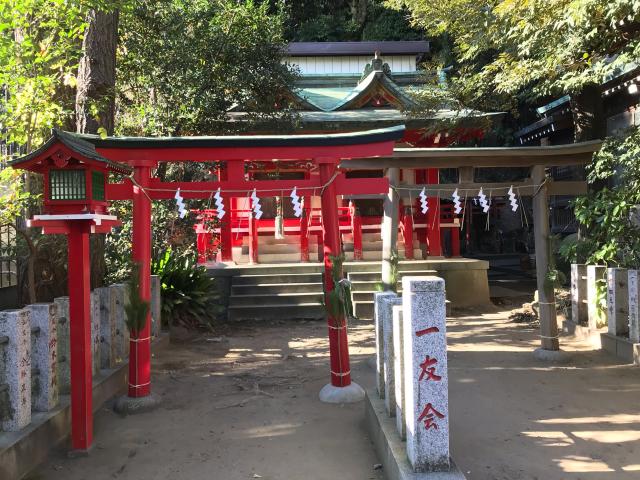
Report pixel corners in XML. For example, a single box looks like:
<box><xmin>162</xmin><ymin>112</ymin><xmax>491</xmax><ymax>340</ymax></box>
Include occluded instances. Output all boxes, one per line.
<box><xmin>29</xmin><ymin>308</ymin><xmax>640</xmax><ymax>480</ymax></box>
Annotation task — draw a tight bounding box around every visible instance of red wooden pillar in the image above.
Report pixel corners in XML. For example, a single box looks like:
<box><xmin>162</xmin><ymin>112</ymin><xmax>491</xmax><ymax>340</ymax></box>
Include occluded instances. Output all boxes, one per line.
<box><xmin>451</xmin><ymin>226</ymin><xmax>461</xmax><ymax>257</ymax></box>
<box><xmin>403</xmin><ymin>205</ymin><xmax>414</xmax><ymax>259</ymax></box>
<box><xmin>300</xmin><ymin>205</ymin><xmax>309</xmax><ymax>262</ymax></box>
<box><xmin>426</xmin><ymin>168</ymin><xmax>442</xmax><ymax>256</ymax></box>
<box><xmin>319</xmin><ymin>160</ymin><xmax>351</xmax><ymax>388</ymax></box>
<box><xmin>248</xmin><ymin>206</ymin><xmax>258</xmax><ymax>264</ymax></box>
<box><xmin>218</xmin><ymin>163</ymin><xmax>233</xmax><ymax>262</ymax></box>
<box><xmin>68</xmin><ymin>221</ymin><xmax>93</xmax><ymax>452</ymax></box>
<box><xmin>129</xmin><ymin>164</ymin><xmax>152</xmax><ymax>398</ymax></box>
<box><xmin>351</xmin><ymin>203</ymin><xmax>363</xmax><ymax>261</ymax></box>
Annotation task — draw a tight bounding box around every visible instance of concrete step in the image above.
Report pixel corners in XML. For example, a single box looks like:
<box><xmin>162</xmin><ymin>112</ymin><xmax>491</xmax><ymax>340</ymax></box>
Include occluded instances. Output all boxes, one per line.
<box><xmin>352</xmin><ymin>290</ymin><xmax>402</xmax><ymax>302</ymax></box>
<box><xmin>353</xmin><ymin>297</ymin><xmax>452</xmax><ymax>320</ymax></box>
<box><xmin>229</xmin><ymin>292</ymin><xmax>323</xmax><ymax>306</ymax></box>
<box><xmin>231</xmin><ymin>272</ymin><xmax>323</xmax><ymax>284</ymax></box>
<box><xmin>347</xmin><ymin>269</ymin><xmax>437</xmax><ymax>283</ymax></box>
<box><xmin>254</xmin><ymin>253</ymin><xmax>310</xmax><ymax>263</ymax></box>
<box><xmin>260</xmin><ymin>243</ymin><xmax>319</xmax><ymax>254</ymax></box>
<box><xmin>227</xmin><ymin>303</ymin><xmax>326</xmax><ymax>321</ymax></box>
<box><xmin>353</xmin><ymin>301</ymin><xmax>374</xmax><ymax>319</ymax></box>
<box><xmin>231</xmin><ymin>282</ymin><xmax>323</xmax><ymax>295</ymax></box>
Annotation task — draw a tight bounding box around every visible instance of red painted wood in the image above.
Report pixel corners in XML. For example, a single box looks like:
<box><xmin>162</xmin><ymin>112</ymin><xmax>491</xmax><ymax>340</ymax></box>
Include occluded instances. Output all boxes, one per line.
<box><xmin>300</xmin><ymin>209</ymin><xmax>309</xmax><ymax>262</ymax></box>
<box><xmin>96</xmin><ymin>141</ymin><xmax>394</xmax><ymax>163</ymax></box>
<box><xmin>351</xmin><ymin>205</ymin><xmax>363</xmax><ymax>261</ymax></box>
<box><xmin>451</xmin><ymin>227</ymin><xmax>461</xmax><ymax>257</ymax></box>
<box><xmin>426</xmin><ymin>168</ymin><xmax>442</xmax><ymax>256</ymax></box>
<box><xmin>107</xmin><ymin>175</ymin><xmax>389</xmax><ymax>201</ymax></box>
<box><xmin>248</xmin><ymin>209</ymin><xmax>258</xmax><ymax>265</ymax></box>
<box><xmin>403</xmin><ymin>206</ymin><xmax>414</xmax><ymax>260</ymax></box>
<box><xmin>129</xmin><ymin>166</ymin><xmax>152</xmax><ymax>398</ymax></box>
<box><xmin>68</xmin><ymin>222</ymin><xmax>93</xmax><ymax>452</ymax></box>
<box><xmin>319</xmin><ymin>162</ymin><xmax>351</xmax><ymax>388</ymax></box>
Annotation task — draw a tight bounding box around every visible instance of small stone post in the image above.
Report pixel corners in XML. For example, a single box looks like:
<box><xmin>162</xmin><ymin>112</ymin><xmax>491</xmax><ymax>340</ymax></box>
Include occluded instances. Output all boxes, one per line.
<box><xmin>110</xmin><ymin>284</ymin><xmax>130</xmax><ymax>363</ymax></box>
<box><xmin>402</xmin><ymin>276</ymin><xmax>450</xmax><ymax>472</ymax></box>
<box><xmin>27</xmin><ymin>303</ymin><xmax>59</xmax><ymax>412</ymax></box>
<box><xmin>607</xmin><ymin>268</ymin><xmax>629</xmax><ymax>337</ymax></box>
<box><xmin>374</xmin><ymin>291</ymin><xmax>397</xmax><ymax>398</ymax></box>
<box><xmin>383</xmin><ymin>296</ymin><xmax>402</xmax><ymax>417</ymax></box>
<box><xmin>91</xmin><ymin>291</ymin><xmax>101</xmax><ymax>376</ymax></box>
<box><xmin>587</xmin><ymin>265</ymin><xmax>606</xmax><ymax>330</ymax></box>
<box><xmin>0</xmin><ymin>309</ymin><xmax>32</xmax><ymax>431</ymax></box>
<box><xmin>628</xmin><ymin>270</ymin><xmax>640</xmax><ymax>343</ymax></box>
<box><xmin>571</xmin><ymin>264</ymin><xmax>588</xmax><ymax>324</ymax></box>
<box><xmin>151</xmin><ymin>275</ymin><xmax>162</xmax><ymax>338</ymax></box>
<box><xmin>392</xmin><ymin>304</ymin><xmax>406</xmax><ymax>440</ymax></box>
<box><xmin>97</xmin><ymin>287</ymin><xmax>117</xmax><ymax>369</ymax></box>
<box><xmin>53</xmin><ymin>296</ymin><xmax>71</xmax><ymax>394</ymax></box>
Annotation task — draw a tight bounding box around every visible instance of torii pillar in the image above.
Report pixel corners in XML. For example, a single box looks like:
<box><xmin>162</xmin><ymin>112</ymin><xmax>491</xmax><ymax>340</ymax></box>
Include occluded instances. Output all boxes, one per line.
<box><xmin>115</xmin><ymin>162</ymin><xmax>161</xmax><ymax>413</ymax></box>
<box><xmin>317</xmin><ymin>159</ymin><xmax>365</xmax><ymax>404</ymax></box>
<box><xmin>426</xmin><ymin>168</ymin><xmax>442</xmax><ymax>256</ymax></box>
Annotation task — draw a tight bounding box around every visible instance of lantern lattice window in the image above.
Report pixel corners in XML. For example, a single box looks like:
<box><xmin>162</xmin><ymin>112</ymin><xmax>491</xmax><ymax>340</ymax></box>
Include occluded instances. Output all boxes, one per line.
<box><xmin>50</xmin><ymin>169</ymin><xmax>86</xmax><ymax>200</ymax></box>
<box><xmin>92</xmin><ymin>171</ymin><xmax>105</xmax><ymax>200</ymax></box>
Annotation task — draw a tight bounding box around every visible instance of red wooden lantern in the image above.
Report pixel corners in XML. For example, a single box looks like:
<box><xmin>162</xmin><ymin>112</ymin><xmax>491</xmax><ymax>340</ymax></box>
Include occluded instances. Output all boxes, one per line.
<box><xmin>10</xmin><ymin>129</ymin><xmax>131</xmax><ymax>454</ymax></box>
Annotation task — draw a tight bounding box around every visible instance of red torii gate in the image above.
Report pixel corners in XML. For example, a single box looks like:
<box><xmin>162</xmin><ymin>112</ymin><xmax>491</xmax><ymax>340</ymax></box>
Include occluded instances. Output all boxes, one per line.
<box><xmin>102</xmin><ymin>125</ymin><xmax>405</xmax><ymax>401</ymax></box>
<box><xmin>14</xmin><ymin>125</ymin><xmax>405</xmax><ymax>445</ymax></box>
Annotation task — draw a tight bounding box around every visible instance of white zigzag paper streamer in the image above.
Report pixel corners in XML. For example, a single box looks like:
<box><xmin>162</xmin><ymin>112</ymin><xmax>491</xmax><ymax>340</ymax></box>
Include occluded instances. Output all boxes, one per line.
<box><xmin>452</xmin><ymin>188</ymin><xmax>462</xmax><ymax>214</ymax></box>
<box><xmin>174</xmin><ymin>188</ymin><xmax>188</xmax><ymax>219</ymax></box>
<box><xmin>290</xmin><ymin>187</ymin><xmax>302</xmax><ymax>218</ymax></box>
<box><xmin>419</xmin><ymin>187</ymin><xmax>428</xmax><ymax>214</ymax></box>
<box><xmin>478</xmin><ymin>188</ymin><xmax>490</xmax><ymax>213</ymax></box>
<box><xmin>508</xmin><ymin>185</ymin><xmax>518</xmax><ymax>212</ymax></box>
<box><xmin>250</xmin><ymin>189</ymin><xmax>263</xmax><ymax>220</ymax></box>
<box><xmin>214</xmin><ymin>188</ymin><xmax>225</xmax><ymax>219</ymax></box>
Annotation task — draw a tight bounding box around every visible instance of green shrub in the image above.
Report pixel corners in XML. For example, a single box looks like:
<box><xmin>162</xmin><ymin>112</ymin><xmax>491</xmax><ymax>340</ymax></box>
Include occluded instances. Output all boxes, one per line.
<box><xmin>152</xmin><ymin>249</ymin><xmax>222</xmax><ymax>330</ymax></box>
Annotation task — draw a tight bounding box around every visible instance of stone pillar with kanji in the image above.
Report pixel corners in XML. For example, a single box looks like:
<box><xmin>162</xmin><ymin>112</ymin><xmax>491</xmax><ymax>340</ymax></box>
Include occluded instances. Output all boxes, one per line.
<box><xmin>402</xmin><ymin>276</ymin><xmax>450</xmax><ymax>472</ymax></box>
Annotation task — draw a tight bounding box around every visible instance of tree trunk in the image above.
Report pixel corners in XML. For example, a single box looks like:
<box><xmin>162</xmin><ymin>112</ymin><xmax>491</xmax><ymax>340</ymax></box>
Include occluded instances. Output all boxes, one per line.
<box><xmin>350</xmin><ymin>0</ymin><xmax>368</xmax><ymax>30</ymax></box>
<box><xmin>75</xmin><ymin>9</ymin><xmax>119</xmax><ymax>289</ymax></box>
<box><xmin>570</xmin><ymin>83</ymin><xmax>606</xmax><ymax>143</ymax></box>
<box><xmin>76</xmin><ymin>9</ymin><xmax>119</xmax><ymax>135</ymax></box>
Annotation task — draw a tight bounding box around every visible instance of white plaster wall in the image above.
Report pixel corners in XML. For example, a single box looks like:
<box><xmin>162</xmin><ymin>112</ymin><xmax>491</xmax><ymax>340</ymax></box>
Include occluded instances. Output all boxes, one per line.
<box><xmin>284</xmin><ymin>55</ymin><xmax>417</xmax><ymax>75</ymax></box>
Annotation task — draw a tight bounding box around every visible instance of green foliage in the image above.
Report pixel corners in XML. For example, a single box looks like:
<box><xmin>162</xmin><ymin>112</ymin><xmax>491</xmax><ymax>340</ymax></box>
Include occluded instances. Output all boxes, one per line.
<box><xmin>116</xmin><ymin>0</ymin><xmax>297</xmax><ymax>136</ymax></box>
<box><xmin>124</xmin><ymin>262</ymin><xmax>150</xmax><ymax>335</ymax></box>
<box><xmin>0</xmin><ymin>0</ymin><xmax>110</xmax><ymax>150</ymax></box>
<box><xmin>280</xmin><ymin>0</ymin><xmax>421</xmax><ymax>42</ymax></box>
<box><xmin>388</xmin><ymin>0</ymin><xmax>640</xmax><ymax>112</ymax></box>
<box><xmin>561</xmin><ymin>128</ymin><xmax>640</xmax><ymax>268</ymax></box>
<box><xmin>151</xmin><ymin>248</ymin><xmax>222</xmax><ymax>330</ymax></box>
<box><xmin>323</xmin><ymin>254</ymin><xmax>354</xmax><ymax>325</ymax></box>
<box><xmin>593</xmin><ymin>278</ymin><xmax>608</xmax><ymax>328</ymax></box>
<box><xmin>376</xmin><ymin>251</ymin><xmax>399</xmax><ymax>292</ymax></box>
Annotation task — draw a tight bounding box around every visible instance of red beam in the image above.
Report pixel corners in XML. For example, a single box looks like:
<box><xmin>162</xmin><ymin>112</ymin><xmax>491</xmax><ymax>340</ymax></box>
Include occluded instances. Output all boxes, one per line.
<box><xmin>334</xmin><ymin>176</ymin><xmax>388</xmax><ymax>196</ymax></box>
<box><xmin>96</xmin><ymin>141</ymin><xmax>394</xmax><ymax>163</ymax></box>
<box><xmin>107</xmin><ymin>175</ymin><xmax>390</xmax><ymax>201</ymax></box>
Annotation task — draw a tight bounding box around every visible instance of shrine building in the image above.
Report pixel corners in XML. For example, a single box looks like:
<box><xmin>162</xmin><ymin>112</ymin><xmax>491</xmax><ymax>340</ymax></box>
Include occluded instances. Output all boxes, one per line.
<box><xmin>197</xmin><ymin>41</ymin><xmax>501</xmax><ymax>268</ymax></box>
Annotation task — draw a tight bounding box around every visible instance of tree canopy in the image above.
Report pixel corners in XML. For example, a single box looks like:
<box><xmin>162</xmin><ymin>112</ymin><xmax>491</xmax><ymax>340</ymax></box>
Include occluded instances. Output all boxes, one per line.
<box><xmin>117</xmin><ymin>0</ymin><xmax>297</xmax><ymax>136</ymax></box>
<box><xmin>388</xmin><ymin>0</ymin><xmax>640</xmax><ymax>132</ymax></box>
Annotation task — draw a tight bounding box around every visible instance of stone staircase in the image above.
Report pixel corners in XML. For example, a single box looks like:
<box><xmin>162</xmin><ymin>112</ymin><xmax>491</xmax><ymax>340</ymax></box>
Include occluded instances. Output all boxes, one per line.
<box><xmin>219</xmin><ymin>260</ymin><xmax>451</xmax><ymax>321</ymax></box>
<box><xmin>347</xmin><ymin>262</ymin><xmax>438</xmax><ymax>319</ymax></box>
<box><xmin>226</xmin><ymin>264</ymin><xmax>325</xmax><ymax>321</ymax></box>
<box><xmin>343</xmin><ymin>231</ymin><xmax>423</xmax><ymax>261</ymax></box>
<box><xmin>232</xmin><ymin>235</ymin><xmax>320</xmax><ymax>264</ymax></box>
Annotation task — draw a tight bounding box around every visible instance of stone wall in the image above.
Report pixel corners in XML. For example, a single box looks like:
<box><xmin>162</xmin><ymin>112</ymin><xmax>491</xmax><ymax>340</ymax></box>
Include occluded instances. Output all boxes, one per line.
<box><xmin>372</xmin><ymin>276</ymin><xmax>460</xmax><ymax>475</ymax></box>
<box><xmin>0</xmin><ymin>281</ymin><xmax>162</xmax><ymax>434</ymax></box>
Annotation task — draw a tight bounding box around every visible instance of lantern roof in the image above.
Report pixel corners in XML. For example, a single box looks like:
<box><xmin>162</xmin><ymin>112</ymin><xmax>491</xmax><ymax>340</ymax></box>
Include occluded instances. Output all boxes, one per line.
<box><xmin>9</xmin><ymin>129</ymin><xmax>133</xmax><ymax>174</ymax></box>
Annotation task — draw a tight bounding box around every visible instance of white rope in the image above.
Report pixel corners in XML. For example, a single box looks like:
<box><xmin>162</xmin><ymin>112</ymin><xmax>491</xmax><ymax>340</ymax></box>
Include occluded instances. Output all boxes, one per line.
<box><xmin>330</xmin><ymin>370</ymin><xmax>351</xmax><ymax>377</ymax></box>
<box><xmin>128</xmin><ymin>381</ymin><xmax>151</xmax><ymax>389</ymax></box>
<box><xmin>129</xmin><ymin>336</ymin><xmax>151</xmax><ymax>343</ymax></box>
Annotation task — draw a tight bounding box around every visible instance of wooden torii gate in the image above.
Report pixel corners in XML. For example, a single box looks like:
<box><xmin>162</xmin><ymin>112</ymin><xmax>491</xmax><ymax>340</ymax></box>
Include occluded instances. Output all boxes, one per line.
<box><xmin>18</xmin><ymin>126</ymin><xmax>407</xmax><ymax>424</ymax></box>
<box><xmin>341</xmin><ymin>140</ymin><xmax>602</xmax><ymax>356</ymax></box>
